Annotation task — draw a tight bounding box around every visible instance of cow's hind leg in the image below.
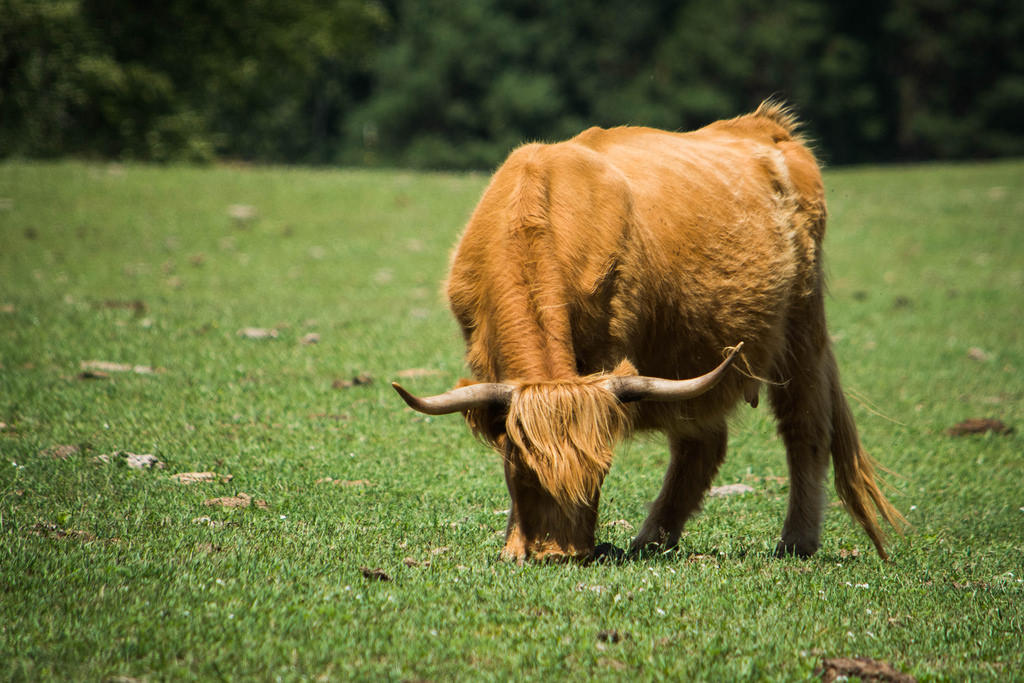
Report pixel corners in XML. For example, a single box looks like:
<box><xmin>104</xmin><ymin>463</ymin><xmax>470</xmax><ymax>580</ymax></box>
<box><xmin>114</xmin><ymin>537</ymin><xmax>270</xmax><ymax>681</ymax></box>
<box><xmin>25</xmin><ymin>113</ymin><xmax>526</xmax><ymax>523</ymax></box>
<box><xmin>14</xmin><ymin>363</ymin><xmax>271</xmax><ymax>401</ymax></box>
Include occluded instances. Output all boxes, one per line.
<box><xmin>769</xmin><ymin>349</ymin><xmax>833</xmax><ymax>558</ymax></box>
<box><xmin>630</xmin><ymin>424</ymin><xmax>727</xmax><ymax>554</ymax></box>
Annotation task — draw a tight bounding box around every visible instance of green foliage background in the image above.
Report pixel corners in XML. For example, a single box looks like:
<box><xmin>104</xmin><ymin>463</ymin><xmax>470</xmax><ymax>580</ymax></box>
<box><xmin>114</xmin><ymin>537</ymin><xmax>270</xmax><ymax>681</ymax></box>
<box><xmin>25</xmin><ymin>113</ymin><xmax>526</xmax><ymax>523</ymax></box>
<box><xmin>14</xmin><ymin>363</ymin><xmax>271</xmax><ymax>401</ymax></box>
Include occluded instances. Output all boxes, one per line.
<box><xmin>2</xmin><ymin>0</ymin><xmax>1023</xmax><ymax>167</ymax></box>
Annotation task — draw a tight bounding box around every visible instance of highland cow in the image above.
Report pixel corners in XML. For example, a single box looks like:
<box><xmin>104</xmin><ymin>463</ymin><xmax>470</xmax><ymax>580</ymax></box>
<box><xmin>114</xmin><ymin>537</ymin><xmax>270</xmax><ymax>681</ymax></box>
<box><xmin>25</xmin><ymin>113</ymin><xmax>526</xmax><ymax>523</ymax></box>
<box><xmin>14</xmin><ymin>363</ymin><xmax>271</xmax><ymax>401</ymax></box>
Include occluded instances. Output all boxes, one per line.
<box><xmin>394</xmin><ymin>102</ymin><xmax>904</xmax><ymax>562</ymax></box>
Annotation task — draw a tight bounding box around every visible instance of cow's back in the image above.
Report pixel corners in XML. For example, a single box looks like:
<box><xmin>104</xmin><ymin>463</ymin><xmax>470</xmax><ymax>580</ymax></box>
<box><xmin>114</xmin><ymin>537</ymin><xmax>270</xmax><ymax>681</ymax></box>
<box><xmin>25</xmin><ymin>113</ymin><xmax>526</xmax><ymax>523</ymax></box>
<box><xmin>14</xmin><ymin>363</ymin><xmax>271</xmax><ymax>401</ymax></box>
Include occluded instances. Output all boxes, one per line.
<box><xmin>567</xmin><ymin>112</ymin><xmax>826</xmax><ymax>384</ymax></box>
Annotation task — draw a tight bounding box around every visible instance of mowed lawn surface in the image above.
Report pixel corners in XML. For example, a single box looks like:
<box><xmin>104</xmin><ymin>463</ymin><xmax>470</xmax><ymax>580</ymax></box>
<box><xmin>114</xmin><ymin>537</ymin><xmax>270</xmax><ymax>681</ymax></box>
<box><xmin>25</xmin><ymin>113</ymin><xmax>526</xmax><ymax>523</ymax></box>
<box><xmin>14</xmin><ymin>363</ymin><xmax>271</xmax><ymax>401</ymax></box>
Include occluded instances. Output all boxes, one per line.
<box><xmin>1</xmin><ymin>159</ymin><xmax>1022</xmax><ymax>680</ymax></box>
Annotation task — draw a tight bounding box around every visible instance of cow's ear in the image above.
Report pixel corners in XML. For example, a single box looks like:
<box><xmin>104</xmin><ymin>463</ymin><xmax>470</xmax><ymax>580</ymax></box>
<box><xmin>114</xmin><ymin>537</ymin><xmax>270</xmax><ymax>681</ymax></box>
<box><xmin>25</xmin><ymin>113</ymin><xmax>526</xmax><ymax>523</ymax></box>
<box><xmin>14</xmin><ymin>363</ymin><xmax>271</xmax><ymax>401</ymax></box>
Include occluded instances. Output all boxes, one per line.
<box><xmin>454</xmin><ymin>378</ymin><xmax>509</xmax><ymax>445</ymax></box>
<box><xmin>609</xmin><ymin>358</ymin><xmax>638</xmax><ymax>377</ymax></box>
<box><xmin>462</xmin><ymin>405</ymin><xmax>506</xmax><ymax>446</ymax></box>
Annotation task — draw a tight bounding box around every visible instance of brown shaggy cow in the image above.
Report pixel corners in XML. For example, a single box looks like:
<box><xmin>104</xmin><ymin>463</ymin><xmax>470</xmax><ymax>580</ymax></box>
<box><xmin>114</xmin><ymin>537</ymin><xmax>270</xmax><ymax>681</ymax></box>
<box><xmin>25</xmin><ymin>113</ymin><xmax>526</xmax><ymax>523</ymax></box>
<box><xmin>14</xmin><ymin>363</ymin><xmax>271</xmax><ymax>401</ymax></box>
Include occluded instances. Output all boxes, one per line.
<box><xmin>394</xmin><ymin>102</ymin><xmax>904</xmax><ymax>563</ymax></box>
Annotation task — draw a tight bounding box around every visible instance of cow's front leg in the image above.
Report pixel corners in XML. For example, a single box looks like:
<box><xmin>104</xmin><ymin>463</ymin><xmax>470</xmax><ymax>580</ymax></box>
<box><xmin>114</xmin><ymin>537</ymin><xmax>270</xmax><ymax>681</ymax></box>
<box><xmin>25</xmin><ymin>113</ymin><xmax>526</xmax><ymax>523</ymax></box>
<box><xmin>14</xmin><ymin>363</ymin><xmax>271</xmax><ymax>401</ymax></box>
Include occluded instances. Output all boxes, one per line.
<box><xmin>630</xmin><ymin>425</ymin><xmax>727</xmax><ymax>554</ymax></box>
<box><xmin>500</xmin><ymin>501</ymin><xmax>529</xmax><ymax>562</ymax></box>
<box><xmin>500</xmin><ymin>454</ymin><xmax>530</xmax><ymax>563</ymax></box>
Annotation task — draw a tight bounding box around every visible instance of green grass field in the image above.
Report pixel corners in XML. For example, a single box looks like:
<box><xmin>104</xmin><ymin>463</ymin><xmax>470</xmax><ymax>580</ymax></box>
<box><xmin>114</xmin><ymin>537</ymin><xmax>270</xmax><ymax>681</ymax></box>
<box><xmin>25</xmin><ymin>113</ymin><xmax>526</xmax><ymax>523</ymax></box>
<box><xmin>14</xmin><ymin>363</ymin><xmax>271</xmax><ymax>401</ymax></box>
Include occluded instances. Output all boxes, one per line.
<box><xmin>1</xmin><ymin>158</ymin><xmax>1022</xmax><ymax>681</ymax></box>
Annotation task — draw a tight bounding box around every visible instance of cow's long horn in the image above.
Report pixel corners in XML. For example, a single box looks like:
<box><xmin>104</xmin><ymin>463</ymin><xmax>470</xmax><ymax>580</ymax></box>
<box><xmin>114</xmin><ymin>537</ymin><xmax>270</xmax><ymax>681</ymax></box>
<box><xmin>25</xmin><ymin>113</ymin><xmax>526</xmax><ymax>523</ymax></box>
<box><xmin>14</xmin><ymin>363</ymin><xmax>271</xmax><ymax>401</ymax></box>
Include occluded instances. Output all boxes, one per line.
<box><xmin>392</xmin><ymin>381</ymin><xmax>514</xmax><ymax>416</ymax></box>
<box><xmin>603</xmin><ymin>342</ymin><xmax>743</xmax><ymax>403</ymax></box>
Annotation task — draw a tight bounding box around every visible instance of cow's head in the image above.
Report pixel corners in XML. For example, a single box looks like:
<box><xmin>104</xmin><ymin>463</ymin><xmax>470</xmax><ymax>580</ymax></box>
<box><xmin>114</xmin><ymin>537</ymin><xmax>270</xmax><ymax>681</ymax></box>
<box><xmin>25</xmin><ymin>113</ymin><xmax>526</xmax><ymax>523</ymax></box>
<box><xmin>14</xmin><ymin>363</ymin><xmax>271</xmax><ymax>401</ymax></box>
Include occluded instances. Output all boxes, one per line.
<box><xmin>393</xmin><ymin>345</ymin><xmax>742</xmax><ymax>562</ymax></box>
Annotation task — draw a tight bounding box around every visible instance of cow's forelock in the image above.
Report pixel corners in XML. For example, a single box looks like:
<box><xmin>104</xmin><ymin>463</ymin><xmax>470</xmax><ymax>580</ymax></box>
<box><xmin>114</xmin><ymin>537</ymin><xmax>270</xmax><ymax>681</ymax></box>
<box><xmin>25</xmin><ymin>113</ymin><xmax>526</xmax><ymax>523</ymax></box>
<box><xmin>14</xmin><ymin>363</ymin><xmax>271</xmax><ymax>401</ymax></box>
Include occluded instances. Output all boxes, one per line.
<box><xmin>505</xmin><ymin>379</ymin><xmax>628</xmax><ymax>510</ymax></box>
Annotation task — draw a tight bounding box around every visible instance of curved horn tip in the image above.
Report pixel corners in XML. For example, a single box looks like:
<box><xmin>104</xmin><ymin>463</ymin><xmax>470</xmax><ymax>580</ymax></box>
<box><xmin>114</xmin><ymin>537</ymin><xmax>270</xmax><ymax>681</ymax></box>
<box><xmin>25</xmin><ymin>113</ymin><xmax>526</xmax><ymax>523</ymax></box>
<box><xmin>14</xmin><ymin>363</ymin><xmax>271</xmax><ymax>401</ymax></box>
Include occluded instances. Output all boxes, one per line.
<box><xmin>605</xmin><ymin>340</ymin><xmax>747</xmax><ymax>404</ymax></box>
<box><xmin>391</xmin><ymin>382</ymin><xmax>417</xmax><ymax>407</ymax></box>
<box><xmin>719</xmin><ymin>342</ymin><xmax>744</xmax><ymax>369</ymax></box>
<box><xmin>391</xmin><ymin>379</ymin><xmax>514</xmax><ymax>416</ymax></box>
<box><xmin>392</xmin><ymin>381</ymin><xmax>447</xmax><ymax>415</ymax></box>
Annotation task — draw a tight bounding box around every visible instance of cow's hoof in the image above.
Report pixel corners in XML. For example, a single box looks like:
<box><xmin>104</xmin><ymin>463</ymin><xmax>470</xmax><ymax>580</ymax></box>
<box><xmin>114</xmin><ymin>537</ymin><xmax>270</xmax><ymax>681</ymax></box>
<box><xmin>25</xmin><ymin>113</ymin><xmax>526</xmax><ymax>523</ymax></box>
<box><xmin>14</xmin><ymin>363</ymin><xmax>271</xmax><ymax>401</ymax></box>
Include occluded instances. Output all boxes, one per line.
<box><xmin>773</xmin><ymin>540</ymin><xmax>819</xmax><ymax>559</ymax></box>
<box><xmin>593</xmin><ymin>542</ymin><xmax>626</xmax><ymax>564</ymax></box>
<box><xmin>628</xmin><ymin>531</ymin><xmax>680</xmax><ymax>559</ymax></box>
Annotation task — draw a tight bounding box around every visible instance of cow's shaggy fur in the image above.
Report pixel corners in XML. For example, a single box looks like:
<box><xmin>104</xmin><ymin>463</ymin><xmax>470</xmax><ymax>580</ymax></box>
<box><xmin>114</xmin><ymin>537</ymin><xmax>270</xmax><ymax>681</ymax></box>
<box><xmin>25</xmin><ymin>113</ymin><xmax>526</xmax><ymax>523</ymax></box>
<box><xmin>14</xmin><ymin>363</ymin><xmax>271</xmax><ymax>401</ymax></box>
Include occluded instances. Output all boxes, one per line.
<box><xmin>427</xmin><ymin>101</ymin><xmax>904</xmax><ymax>562</ymax></box>
<box><xmin>506</xmin><ymin>378</ymin><xmax>628</xmax><ymax>511</ymax></box>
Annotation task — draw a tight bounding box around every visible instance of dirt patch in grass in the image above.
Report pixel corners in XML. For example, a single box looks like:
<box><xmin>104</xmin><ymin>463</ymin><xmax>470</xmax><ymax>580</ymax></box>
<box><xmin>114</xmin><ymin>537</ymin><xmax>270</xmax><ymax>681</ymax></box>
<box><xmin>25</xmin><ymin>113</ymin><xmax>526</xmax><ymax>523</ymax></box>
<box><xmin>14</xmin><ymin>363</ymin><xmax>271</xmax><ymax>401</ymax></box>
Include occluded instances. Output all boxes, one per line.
<box><xmin>815</xmin><ymin>657</ymin><xmax>915</xmax><ymax>682</ymax></box>
<box><xmin>38</xmin><ymin>444</ymin><xmax>80</xmax><ymax>460</ymax></box>
<box><xmin>78</xmin><ymin>360</ymin><xmax>162</xmax><ymax>377</ymax></box>
<box><xmin>333</xmin><ymin>372</ymin><xmax>374</xmax><ymax>389</ymax></box>
<box><xmin>93</xmin><ymin>451</ymin><xmax>166</xmax><ymax>469</ymax></box>
<box><xmin>360</xmin><ymin>566</ymin><xmax>392</xmax><ymax>581</ymax></box>
<box><xmin>403</xmin><ymin>557</ymin><xmax>430</xmax><ymax>568</ymax></box>
<box><xmin>237</xmin><ymin>327</ymin><xmax>278</xmax><ymax>340</ymax></box>
<box><xmin>394</xmin><ymin>368</ymin><xmax>445</xmax><ymax>380</ymax></box>
<box><xmin>316</xmin><ymin>478</ymin><xmax>372</xmax><ymax>487</ymax></box>
<box><xmin>203</xmin><ymin>492</ymin><xmax>268</xmax><ymax>509</ymax></box>
<box><xmin>708</xmin><ymin>483</ymin><xmax>754</xmax><ymax>497</ymax></box>
<box><xmin>946</xmin><ymin>418</ymin><xmax>1013</xmax><ymax>436</ymax></box>
<box><xmin>171</xmin><ymin>471</ymin><xmax>233</xmax><ymax>484</ymax></box>
<box><xmin>596</xmin><ymin>629</ymin><xmax>631</xmax><ymax>644</ymax></box>
<box><xmin>30</xmin><ymin>522</ymin><xmax>95</xmax><ymax>542</ymax></box>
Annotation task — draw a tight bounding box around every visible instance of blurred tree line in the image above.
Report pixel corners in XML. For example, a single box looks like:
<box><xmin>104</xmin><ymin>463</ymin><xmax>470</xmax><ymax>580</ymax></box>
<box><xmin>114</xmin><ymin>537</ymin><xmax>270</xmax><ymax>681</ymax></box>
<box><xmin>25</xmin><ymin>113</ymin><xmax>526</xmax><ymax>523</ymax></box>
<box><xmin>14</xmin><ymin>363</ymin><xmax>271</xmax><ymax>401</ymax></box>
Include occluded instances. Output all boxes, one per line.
<box><xmin>2</xmin><ymin>0</ymin><xmax>1023</xmax><ymax>167</ymax></box>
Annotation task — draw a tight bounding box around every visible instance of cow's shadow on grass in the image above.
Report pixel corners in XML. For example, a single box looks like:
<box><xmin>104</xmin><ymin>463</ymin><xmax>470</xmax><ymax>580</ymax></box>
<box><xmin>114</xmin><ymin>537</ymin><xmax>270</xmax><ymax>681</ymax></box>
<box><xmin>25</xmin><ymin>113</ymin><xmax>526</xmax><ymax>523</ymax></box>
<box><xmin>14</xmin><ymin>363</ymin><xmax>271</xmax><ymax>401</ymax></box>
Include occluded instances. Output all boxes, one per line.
<box><xmin>591</xmin><ymin>542</ymin><xmax>844</xmax><ymax>565</ymax></box>
<box><xmin>591</xmin><ymin>543</ymin><xmax>738</xmax><ymax>565</ymax></box>
<box><xmin>592</xmin><ymin>542</ymin><xmax>630</xmax><ymax>564</ymax></box>
<box><xmin>591</xmin><ymin>542</ymin><xmax>713</xmax><ymax>565</ymax></box>
<box><xmin>592</xmin><ymin>542</ymin><xmax>748</xmax><ymax>565</ymax></box>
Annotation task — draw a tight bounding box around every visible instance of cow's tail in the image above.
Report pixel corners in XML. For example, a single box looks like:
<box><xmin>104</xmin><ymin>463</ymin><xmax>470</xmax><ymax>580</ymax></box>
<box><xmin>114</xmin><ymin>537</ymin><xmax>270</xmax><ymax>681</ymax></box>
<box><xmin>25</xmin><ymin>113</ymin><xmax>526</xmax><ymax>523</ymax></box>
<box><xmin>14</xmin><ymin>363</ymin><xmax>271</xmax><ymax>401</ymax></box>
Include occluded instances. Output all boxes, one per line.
<box><xmin>827</xmin><ymin>352</ymin><xmax>906</xmax><ymax>560</ymax></box>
